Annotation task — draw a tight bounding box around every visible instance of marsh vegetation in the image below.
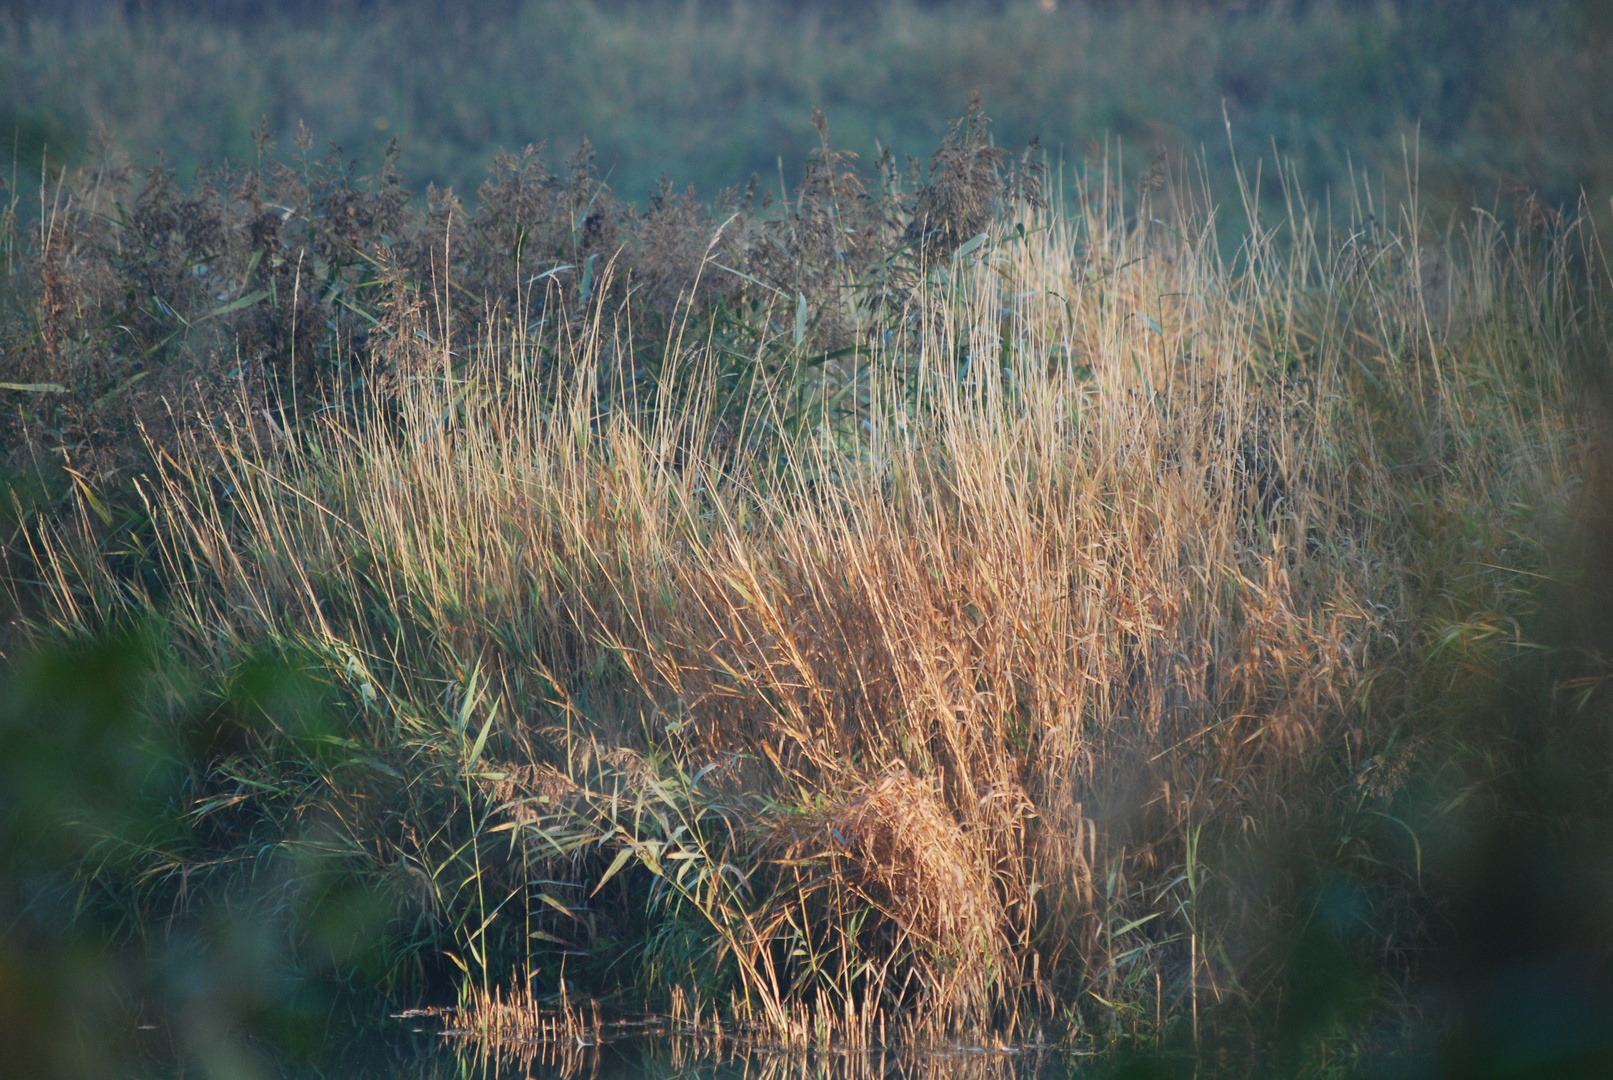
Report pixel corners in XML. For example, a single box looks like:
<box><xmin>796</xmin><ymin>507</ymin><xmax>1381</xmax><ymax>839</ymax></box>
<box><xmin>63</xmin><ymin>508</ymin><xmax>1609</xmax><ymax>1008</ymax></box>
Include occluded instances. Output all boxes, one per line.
<box><xmin>3</xmin><ymin>3</ymin><xmax>1613</xmax><ymax>1078</ymax></box>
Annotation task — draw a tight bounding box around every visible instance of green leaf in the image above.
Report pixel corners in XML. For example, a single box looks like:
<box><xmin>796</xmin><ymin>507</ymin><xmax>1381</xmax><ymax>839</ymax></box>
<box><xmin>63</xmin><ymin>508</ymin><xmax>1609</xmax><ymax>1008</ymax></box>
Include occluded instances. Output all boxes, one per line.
<box><xmin>465</xmin><ymin>695</ymin><xmax>500</xmax><ymax>770</ymax></box>
<box><xmin>92</xmin><ymin>370</ymin><xmax>151</xmax><ymax>412</ymax></box>
<box><xmin>335</xmin><ymin>294</ymin><xmax>381</xmax><ymax>326</ymax></box>
<box><xmin>538</xmin><ymin>892</ymin><xmax>582</xmax><ymax>921</ymax></box>
<box><xmin>794</xmin><ymin>292</ymin><xmax>808</xmax><ymax>346</ymax></box>
<box><xmin>63</xmin><ymin>468</ymin><xmax>113</xmax><ymax>527</ymax></box>
<box><xmin>954</xmin><ymin>232</ymin><xmax>990</xmax><ymax>260</ymax></box>
<box><xmin>591</xmin><ymin>846</ymin><xmax>636</xmax><ymax>896</ymax></box>
<box><xmin>711</xmin><ymin>262</ymin><xmax>787</xmax><ymax>298</ymax></box>
<box><xmin>237</xmin><ymin>247</ymin><xmax>264</xmax><ymax>292</ymax></box>
<box><xmin>1111</xmin><ymin>911</ymin><xmax>1161</xmax><ymax>937</ymax></box>
<box><xmin>529</xmin><ymin>929</ymin><xmax>579</xmax><ymax>946</ymax></box>
<box><xmin>1363</xmin><ymin>808</ymin><xmax>1423</xmax><ymax>881</ymax></box>
<box><xmin>455</xmin><ymin>665</ymin><xmax>481</xmax><ymax>736</ymax></box>
<box><xmin>0</xmin><ymin>382</ymin><xmax>67</xmax><ymax>393</ymax></box>
<box><xmin>1132</xmin><ymin>312</ymin><xmax>1164</xmax><ymax>336</ymax></box>
<box><xmin>202</xmin><ymin>289</ymin><xmax>270</xmax><ymax>321</ymax></box>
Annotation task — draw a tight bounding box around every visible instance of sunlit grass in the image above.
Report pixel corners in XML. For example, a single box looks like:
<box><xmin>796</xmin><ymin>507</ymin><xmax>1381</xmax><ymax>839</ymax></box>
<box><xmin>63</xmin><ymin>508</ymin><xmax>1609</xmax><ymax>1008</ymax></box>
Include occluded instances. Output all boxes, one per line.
<box><xmin>20</xmin><ymin>139</ymin><xmax>1601</xmax><ymax>1059</ymax></box>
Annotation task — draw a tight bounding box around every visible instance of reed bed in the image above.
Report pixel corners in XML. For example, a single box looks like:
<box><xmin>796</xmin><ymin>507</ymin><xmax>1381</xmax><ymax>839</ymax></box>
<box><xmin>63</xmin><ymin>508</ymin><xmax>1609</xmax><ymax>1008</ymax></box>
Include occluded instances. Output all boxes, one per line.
<box><xmin>12</xmin><ymin>137</ymin><xmax>1604</xmax><ymax>1060</ymax></box>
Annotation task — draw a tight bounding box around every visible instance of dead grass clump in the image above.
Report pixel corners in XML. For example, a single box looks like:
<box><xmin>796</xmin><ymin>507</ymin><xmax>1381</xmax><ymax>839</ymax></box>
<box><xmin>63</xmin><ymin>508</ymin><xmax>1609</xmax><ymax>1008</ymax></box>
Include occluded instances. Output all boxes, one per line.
<box><xmin>772</xmin><ymin>764</ymin><xmax>1013</xmax><ymax>1033</ymax></box>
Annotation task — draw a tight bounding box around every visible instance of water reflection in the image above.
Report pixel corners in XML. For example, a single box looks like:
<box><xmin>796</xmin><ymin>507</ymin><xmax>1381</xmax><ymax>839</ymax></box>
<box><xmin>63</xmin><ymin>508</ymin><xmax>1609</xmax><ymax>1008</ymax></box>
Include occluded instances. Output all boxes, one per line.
<box><xmin>206</xmin><ymin>1013</ymin><xmax>1107</xmax><ymax>1080</ymax></box>
<box><xmin>431</xmin><ymin>1035</ymin><xmax>1084</xmax><ymax>1080</ymax></box>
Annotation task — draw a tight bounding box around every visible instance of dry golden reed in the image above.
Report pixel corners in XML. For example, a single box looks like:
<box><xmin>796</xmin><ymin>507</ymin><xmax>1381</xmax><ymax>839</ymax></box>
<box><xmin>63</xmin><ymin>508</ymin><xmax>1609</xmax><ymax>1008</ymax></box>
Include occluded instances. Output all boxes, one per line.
<box><xmin>23</xmin><ymin>139</ymin><xmax>1599</xmax><ymax>1051</ymax></box>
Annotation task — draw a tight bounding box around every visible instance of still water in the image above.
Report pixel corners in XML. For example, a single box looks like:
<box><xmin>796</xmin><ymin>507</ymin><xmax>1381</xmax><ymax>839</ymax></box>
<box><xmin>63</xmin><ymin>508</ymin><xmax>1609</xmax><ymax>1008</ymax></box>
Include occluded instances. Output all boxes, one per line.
<box><xmin>155</xmin><ymin>1014</ymin><xmax>1124</xmax><ymax>1080</ymax></box>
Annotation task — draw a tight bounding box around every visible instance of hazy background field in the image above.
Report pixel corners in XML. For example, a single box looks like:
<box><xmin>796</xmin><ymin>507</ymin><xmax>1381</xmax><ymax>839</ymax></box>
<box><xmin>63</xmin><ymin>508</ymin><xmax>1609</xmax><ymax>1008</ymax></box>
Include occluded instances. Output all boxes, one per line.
<box><xmin>3</xmin><ymin>0</ymin><xmax>1611</xmax><ymax>225</ymax></box>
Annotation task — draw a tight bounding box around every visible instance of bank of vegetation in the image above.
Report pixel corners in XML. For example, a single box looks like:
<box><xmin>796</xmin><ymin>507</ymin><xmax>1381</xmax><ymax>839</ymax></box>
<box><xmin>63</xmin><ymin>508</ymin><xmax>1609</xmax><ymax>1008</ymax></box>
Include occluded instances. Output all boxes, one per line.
<box><xmin>2</xmin><ymin>97</ymin><xmax>1612</xmax><ymax>1076</ymax></box>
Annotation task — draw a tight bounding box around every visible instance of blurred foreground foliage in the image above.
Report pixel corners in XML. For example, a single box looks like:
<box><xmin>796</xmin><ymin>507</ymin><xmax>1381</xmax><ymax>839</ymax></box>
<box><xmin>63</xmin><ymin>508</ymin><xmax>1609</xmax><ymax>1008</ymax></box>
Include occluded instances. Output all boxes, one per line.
<box><xmin>0</xmin><ymin>626</ymin><xmax>457</xmax><ymax>1077</ymax></box>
